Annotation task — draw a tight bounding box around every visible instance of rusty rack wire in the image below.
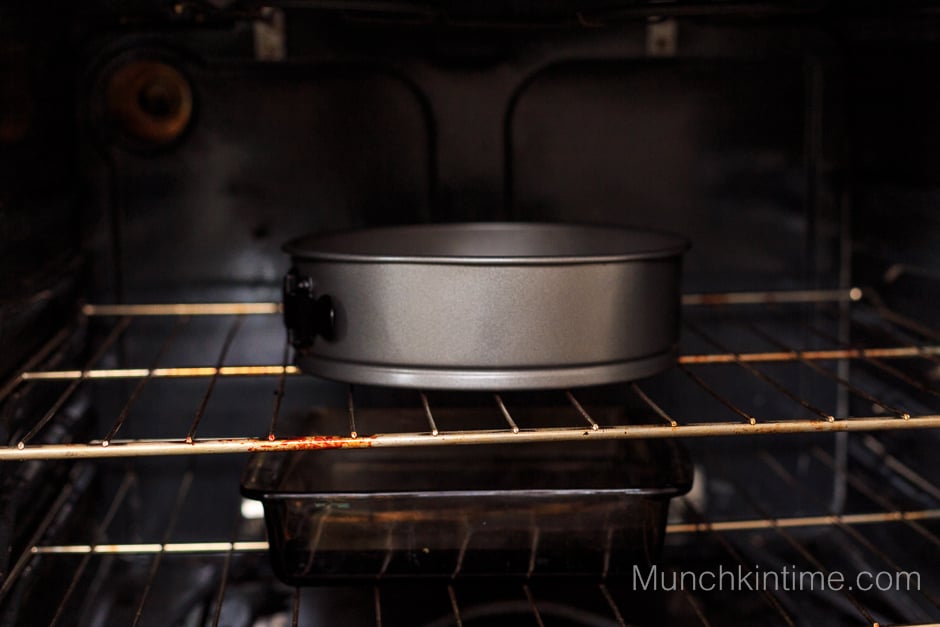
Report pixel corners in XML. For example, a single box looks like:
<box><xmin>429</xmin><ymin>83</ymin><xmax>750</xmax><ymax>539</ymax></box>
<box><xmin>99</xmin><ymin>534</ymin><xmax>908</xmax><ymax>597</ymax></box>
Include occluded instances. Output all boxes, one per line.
<box><xmin>2</xmin><ymin>287</ymin><xmax>940</xmax><ymax>461</ymax></box>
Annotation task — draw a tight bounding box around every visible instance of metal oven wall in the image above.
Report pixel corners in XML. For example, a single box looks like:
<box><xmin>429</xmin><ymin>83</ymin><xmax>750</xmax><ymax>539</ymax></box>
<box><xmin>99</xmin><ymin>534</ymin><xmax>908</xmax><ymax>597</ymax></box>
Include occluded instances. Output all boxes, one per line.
<box><xmin>2</xmin><ymin>2</ymin><xmax>940</xmax><ymax>625</ymax></box>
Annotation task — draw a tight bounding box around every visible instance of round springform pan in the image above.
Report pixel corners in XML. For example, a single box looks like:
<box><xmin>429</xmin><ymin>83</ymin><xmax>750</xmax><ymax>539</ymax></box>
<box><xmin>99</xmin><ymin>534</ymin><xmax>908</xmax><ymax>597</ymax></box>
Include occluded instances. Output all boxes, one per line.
<box><xmin>283</xmin><ymin>222</ymin><xmax>688</xmax><ymax>390</ymax></box>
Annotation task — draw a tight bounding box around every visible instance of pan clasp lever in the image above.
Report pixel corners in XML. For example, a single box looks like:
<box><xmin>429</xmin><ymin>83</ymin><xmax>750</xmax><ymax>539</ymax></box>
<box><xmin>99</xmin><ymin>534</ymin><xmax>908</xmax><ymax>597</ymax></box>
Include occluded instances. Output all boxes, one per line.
<box><xmin>283</xmin><ymin>268</ymin><xmax>335</xmax><ymax>348</ymax></box>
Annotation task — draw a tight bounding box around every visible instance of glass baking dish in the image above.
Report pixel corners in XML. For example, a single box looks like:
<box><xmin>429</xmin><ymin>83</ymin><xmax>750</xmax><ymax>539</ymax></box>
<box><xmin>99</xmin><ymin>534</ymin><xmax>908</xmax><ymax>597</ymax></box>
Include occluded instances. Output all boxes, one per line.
<box><xmin>241</xmin><ymin>407</ymin><xmax>693</xmax><ymax>584</ymax></box>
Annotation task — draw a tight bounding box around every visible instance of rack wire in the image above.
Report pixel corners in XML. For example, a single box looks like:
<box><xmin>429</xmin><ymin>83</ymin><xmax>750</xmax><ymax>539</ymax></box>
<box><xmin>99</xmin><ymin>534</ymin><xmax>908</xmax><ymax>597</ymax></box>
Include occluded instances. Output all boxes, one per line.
<box><xmin>2</xmin><ymin>288</ymin><xmax>940</xmax><ymax>461</ymax></box>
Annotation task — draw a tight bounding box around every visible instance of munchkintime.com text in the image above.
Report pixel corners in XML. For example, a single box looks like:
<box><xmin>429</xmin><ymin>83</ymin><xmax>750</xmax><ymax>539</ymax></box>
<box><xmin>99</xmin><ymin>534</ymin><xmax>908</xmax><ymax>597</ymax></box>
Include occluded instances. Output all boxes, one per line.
<box><xmin>633</xmin><ymin>564</ymin><xmax>920</xmax><ymax>593</ymax></box>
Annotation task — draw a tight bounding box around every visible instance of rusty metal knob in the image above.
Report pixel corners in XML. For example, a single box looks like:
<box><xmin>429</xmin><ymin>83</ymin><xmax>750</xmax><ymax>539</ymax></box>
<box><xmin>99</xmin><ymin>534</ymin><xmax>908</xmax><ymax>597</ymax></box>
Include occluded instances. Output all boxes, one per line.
<box><xmin>105</xmin><ymin>61</ymin><xmax>193</xmax><ymax>145</ymax></box>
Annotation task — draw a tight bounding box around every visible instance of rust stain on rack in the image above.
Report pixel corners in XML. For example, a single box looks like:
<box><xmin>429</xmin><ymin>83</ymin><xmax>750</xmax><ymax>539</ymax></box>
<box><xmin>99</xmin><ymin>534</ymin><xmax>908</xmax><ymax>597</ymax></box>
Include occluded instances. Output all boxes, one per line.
<box><xmin>4</xmin><ymin>416</ymin><xmax>940</xmax><ymax>460</ymax></box>
<box><xmin>245</xmin><ymin>435</ymin><xmax>377</xmax><ymax>451</ymax></box>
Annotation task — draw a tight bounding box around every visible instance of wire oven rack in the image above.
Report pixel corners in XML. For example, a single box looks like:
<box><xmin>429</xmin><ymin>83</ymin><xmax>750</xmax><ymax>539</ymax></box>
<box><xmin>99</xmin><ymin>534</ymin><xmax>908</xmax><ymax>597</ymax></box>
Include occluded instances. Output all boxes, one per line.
<box><xmin>5</xmin><ymin>436</ymin><xmax>940</xmax><ymax>626</ymax></box>
<box><xmin>1</xmin><ymin>288</ymin><xmax>939</xmax><ymax>626</ymax></box>
<box><xmin>2</xmin><ymin>288</ymin><xmax>940</xmax><ymax>460</ymax></box>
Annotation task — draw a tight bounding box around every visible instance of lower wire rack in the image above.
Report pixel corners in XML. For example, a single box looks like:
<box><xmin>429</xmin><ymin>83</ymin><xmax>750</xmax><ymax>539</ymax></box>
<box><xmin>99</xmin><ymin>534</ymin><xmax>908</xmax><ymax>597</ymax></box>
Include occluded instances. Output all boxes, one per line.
<box><xmin>3</xmin><ymin>435</ymin><xmax>939</xmax><ymax>626</ymax></box>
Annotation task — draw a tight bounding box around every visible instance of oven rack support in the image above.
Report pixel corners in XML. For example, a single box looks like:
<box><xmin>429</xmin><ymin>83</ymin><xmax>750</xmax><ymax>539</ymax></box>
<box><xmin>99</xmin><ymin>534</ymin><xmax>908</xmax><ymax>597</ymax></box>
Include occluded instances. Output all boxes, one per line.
<box><xmin>3</xmin><ymin>288</ymin><xmax>940</xmax><ymax>461</ymax></box>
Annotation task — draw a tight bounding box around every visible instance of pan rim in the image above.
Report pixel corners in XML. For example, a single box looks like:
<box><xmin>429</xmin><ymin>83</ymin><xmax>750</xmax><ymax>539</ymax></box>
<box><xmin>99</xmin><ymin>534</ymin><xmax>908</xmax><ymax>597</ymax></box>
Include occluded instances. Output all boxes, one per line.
<box><xmin>284</xmin><ymin>221</ymin><xmax>689</xmax><ymax>265</ymax></box>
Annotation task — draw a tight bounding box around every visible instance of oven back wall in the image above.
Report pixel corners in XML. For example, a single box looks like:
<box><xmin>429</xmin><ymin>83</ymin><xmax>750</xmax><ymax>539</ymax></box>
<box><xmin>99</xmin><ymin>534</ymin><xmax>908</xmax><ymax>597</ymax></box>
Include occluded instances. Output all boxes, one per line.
<box><xmin>69</xmin><ymin>16</ymin><xmax>834</xmax><ymax>546</ymax></box>
<box><xmin>80</xmin><ymin>16</ymin><xmax>832</xmax><ymax>305</ymax></box>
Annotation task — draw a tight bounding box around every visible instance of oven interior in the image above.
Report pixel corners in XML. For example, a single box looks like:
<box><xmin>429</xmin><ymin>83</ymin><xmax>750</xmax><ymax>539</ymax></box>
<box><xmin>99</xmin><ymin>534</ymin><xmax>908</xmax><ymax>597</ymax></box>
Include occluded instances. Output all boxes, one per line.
<box><xmin>2</xmin><ymin>1</ymin><xmax>940</xmax><ymax>625</ymax></box>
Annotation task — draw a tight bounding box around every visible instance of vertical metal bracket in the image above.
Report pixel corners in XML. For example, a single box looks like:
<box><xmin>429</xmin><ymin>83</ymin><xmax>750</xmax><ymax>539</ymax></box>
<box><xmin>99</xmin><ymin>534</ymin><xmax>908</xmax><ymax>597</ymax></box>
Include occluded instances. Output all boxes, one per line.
<box><xmin>646</xmin><ymin>18</ymin><xmax>678</xmax><ymax>58</ymax></box>
<box><xmin>254</xmin><ymin>7</ymin><xmax>287</xmax><ymax>62</ymax></box>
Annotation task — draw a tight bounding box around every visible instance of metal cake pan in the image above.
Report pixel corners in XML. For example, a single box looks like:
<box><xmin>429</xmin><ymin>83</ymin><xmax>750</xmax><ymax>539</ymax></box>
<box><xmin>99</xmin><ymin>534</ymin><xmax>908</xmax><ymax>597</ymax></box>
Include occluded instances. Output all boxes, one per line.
<box><xmin>283</xmin><ymin>222</ymin><xmax>688</xmax><ymax>390</ymax></box>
